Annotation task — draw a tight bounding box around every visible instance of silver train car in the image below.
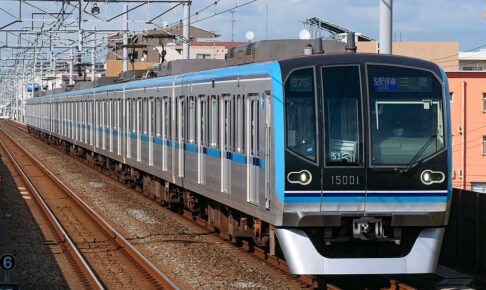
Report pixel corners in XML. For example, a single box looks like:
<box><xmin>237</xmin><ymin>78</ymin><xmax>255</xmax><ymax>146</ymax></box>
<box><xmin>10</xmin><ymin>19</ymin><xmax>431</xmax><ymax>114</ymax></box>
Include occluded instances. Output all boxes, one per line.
<box><xmin>26</xmin><ymin>41</ymin><xmax>452</xmax><ymax>275</ymax></box>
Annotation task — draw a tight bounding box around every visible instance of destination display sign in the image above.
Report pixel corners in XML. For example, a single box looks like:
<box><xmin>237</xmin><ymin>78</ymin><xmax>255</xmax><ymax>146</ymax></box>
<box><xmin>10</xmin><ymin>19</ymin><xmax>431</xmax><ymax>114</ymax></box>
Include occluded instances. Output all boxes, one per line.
<box><xmin>373</xmin><ymin>76</ymin><xmax>432</xmax><ymax>92</ymax></box>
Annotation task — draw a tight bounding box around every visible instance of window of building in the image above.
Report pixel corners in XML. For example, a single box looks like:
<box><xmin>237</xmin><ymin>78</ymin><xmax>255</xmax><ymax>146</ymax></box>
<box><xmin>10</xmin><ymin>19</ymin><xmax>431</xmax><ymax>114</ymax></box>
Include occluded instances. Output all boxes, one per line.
<box><xmin>483</xmin><ymin>136</ymin><xmax>486</xmax><ymax>155</ymax></box>
<box><xmin>472</xmin><ymin>182</ymin><xmax>486</xmax><ymax>193</ymax></box>
<box><xmin>196</xmin><ymin>53</ymin><xmax>211</xmax><ymax>59</ymax></box>
<box><xmin>449</xmin><ymin>92</ymin><xmax>454</xmax><ymax>103</ymax></box>
<box><xmin>483</xmin><ymin>93</ymin><xmax>486</xmax><ymax>112</ymax></box>
<box><xmin>462</xmin><ymin>66</ymin><xmax>483</xmax><ymax>71</ymax></box>
<box><xmin>128</xmin><ymin>51</ymin><xmax>139</xmax><ymax>61</ymax></box>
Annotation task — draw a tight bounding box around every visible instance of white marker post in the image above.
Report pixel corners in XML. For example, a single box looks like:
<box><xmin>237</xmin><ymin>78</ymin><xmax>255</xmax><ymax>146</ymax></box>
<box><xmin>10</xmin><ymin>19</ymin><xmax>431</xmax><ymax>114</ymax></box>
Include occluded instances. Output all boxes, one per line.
<box><xmin>0</xmin><ymin>254</ymin><xmax>16</xmax><ymax>285</ymax></box>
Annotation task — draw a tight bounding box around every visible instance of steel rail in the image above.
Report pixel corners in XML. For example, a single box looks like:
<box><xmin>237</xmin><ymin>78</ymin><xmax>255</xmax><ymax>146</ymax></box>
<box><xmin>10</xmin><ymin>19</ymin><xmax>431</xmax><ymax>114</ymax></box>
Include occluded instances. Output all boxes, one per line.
<box><xmin>1</xmin><ymin>124</ymin><xmax>179</xmax><ymax>290</ymax></box>
<box><xmin>0</xmin><ymin>128</ymin><xmax>105</xmax><ymax>290</ymax></box>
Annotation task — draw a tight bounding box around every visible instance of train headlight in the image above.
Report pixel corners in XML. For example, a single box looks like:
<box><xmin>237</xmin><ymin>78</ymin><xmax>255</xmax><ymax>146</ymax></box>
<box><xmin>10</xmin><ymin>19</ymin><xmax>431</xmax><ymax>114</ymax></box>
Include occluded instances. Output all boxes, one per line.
<box><xmin>420</xmin><ymin>170</ymin><xmax>445</xmax><ymax>185</ymax></box>
<box><xmin>300</xmin><ymin>172</ymin><xmax>308</xmax><ymax>183</ymax></box>
<box><xmin>287</xmin><ymin>170</ymin><xmax>312</xmax><ymax>185</ymax></box>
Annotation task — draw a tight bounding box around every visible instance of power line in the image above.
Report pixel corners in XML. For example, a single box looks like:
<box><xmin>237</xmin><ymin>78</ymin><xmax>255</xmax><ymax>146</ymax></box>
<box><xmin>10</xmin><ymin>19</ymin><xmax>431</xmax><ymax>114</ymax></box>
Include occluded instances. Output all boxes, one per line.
<box><xmin>429</xmin><ymin>42</ymin><xmax>486</xmax><ymax>62</ymax></box>
<box><xmin>191</xmin><ymin>0</ymin><xmax>256</xmax><ymax>25</ymax></box>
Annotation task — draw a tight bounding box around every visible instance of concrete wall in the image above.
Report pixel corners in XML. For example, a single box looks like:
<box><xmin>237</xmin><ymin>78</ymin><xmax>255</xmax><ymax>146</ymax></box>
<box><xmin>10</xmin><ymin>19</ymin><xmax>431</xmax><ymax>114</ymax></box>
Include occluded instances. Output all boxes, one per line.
<box><xmin>447</xmin><ymin>72</ymin><xmax>486</xmax><ymax>191</ymax></box>
<box><xmin>357</xmin><ymin>41</ymin><xmax>459</xmax><ymax>71</ymax></box>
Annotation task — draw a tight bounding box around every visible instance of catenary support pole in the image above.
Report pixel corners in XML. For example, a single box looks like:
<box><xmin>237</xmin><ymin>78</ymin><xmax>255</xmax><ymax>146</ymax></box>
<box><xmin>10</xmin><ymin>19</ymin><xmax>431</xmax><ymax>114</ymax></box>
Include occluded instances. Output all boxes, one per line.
<box><xmin>379</xmin><ymin>0</ymin><xmax>392</xmax><ymax>54</ymax></box>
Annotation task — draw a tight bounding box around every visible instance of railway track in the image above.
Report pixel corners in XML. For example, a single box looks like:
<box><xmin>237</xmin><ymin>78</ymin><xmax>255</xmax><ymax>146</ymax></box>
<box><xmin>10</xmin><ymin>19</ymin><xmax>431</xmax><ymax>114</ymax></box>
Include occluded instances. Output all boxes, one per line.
<box><xmin>0</xmin><ymin>124</ymin><xmax>177</xmax><ymax>290</ymax></box>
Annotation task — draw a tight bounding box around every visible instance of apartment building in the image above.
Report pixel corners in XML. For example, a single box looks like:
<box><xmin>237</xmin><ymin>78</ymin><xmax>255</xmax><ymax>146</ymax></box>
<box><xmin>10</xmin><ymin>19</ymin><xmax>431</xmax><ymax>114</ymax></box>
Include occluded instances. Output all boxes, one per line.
<box><xmin>447</xmin><ymin>71</ymin><xmax>486</xmax><ymax>193</ymax></box>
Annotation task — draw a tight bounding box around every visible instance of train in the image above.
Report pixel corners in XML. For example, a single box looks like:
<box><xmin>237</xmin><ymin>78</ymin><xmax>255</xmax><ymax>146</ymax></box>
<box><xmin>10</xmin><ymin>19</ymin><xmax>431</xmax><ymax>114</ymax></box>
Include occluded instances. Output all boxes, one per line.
<box><xmin>25</xmin><ymin>38</ymin><xmax>451</xmax><ymax>275</ymax></box>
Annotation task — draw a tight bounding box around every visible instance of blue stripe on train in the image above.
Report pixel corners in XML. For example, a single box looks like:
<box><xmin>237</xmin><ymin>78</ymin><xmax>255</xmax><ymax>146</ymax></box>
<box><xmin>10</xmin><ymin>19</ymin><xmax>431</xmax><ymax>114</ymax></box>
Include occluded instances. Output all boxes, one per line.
<box><xmin>284</xmin><ymin>191</ymin><xmax>449</xmax><ymax>203</ymax></box>
<box><xmin>284</xmin><ymin>196</ymin><xmax>448</xmax><ymax>203</ymax></box>
<box><xmin>84</xmin><ymin>128</ymin><xmax>264</xmax><ymax>168</ymax></box>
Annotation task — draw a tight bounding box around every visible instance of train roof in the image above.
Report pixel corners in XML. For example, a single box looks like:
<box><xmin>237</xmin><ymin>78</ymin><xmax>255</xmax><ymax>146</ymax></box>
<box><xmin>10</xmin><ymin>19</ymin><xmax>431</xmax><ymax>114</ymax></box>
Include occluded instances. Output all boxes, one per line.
<box><xmin>279</xmin><ymin>52</ymin><xmax>443</xmax><ymax>77</ymax></box>
<box><xmin>28</xmin><ymin>40</ymin><xmax>445</xmax><ymax>102</ymax></box>
<box><xmin>27</xmin><ymin>60</ymin><xmax>284</xmax><ymax>102</ymax></box>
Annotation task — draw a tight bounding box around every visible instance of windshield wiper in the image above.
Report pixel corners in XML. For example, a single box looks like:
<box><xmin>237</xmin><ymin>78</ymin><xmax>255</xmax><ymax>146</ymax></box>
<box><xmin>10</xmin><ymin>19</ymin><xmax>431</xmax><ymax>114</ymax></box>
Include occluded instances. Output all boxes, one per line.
<box><xmin>399</xmin><ymin>134</ymin><xmax>437</xmax><ymax>174</ymax></box>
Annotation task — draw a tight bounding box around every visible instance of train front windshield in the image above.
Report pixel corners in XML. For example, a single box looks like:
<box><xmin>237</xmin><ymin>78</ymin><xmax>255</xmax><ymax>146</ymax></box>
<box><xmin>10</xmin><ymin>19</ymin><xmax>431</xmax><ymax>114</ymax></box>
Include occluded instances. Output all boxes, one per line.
<box><xmin>368</xmin><ymin>65</ymin><xmax>445</xmax><ymax>166</ymax></box>
<box><xmin>284</xmin><ymin>64</ymin><xmax>445</xmax><ymax>168</ymax></box>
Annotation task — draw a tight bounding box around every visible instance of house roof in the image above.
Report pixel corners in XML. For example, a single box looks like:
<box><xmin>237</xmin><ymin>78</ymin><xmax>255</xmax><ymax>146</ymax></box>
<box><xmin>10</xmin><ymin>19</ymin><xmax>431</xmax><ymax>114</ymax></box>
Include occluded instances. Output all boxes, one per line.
<box><xmin>143</xmin><ymin>24</ymin><xmax>219</xmax><ymax>39</ymax></box>
<box><xmin>190</xmin><ymin>41</ymin><xmax>248</xmax><ymax>49</ymax></box>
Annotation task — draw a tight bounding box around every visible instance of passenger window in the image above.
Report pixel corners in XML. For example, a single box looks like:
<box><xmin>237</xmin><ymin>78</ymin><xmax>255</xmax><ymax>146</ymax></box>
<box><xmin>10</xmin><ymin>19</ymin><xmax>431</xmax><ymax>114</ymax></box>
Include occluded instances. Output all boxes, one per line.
<box><xmin>163</xmin><ymin>97</ymin><xmax>170</xmax><ymax>139</ymax></box>
<box><xmin>322</xmin><ymin>65</ymin><xmax>362</xmax><ymax>166</ymax></box>
<box><xmin>111</xmin><ymin>100</ymin><xmax>115</xmax><ymax>129</ymax></box>
<box><xmin>285</xmin><ymin>67</ymin><xmax>316</xmax><ymax>161</ymax></box>
<box><xmin>236</xmin><ymin>94</ymin><xmax>245</xmax><ymax>153</ymax></box>
<box><xmin>143</xmin><ymin>98</ymin><xmax>148</xmax><ymax>134</ymax></box>
<box><xmin>249</xmin><ymin>95</ymin><xmax>259</xmax><ymax>156</ymax></box>
<box><xmin>137</xmin><ymin>99</ymin><xmax>142</xmax><ymax>133</ymax></box>
<box><xmin>150</xmin><ymin>97</ymin><xmax>155</xmax><ymax>136</ymax></box>
<box><xmin>223</xmin><ymin>94</ymin><xmax>233</xmax><ymax>151</ymax></box>
<box><xmin>199</xmin><ymin>95</ymin><xmax>208</xmax><ymax>146</ymax></box>
<box><xmin>177</xmin><ymin>96</ymin><xmax>186</xmax><ymax>142</ymax></box>
<box><xmin>210</xmin><ymin>95</ymin><xmax>219</xmax><ymax>148</ymax></box>
<box><xmin>188</xmin><ymin>96</ymin><xmax>196</xmax><ymax>144</ymax></box>
<box><xmin>156</xmin><ymin>98</ymin><xmax>161</xmax><ymax>136</ymax></box>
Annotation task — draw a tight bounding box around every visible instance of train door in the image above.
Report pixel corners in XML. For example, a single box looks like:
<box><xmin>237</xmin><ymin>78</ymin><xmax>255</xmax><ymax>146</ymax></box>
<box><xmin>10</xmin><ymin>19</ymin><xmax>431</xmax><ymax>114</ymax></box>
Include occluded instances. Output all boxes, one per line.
<box><xmin>76</xmin><ymin>101</ymin><xmax>79</xmax><ymax>142</ymax></box>
<box><xmin>108</xmin><ymin>99</ymin><xmax>116</xmax><ymax>153</ymax></box>
<box><xmin>197</xmin><ymin>95</ymin><xmax>207</xmax><ymax>184</ymax></box>
<box><xmin>247</xmin><ymin>94</ymin><xmax>260</xmax><ymax>204</ymax></box>
<box><xmin>116</xmin><ymin>100</ymin><xmax>121</xmax><ymax>155</ymax></box>
<box><xmin>177</xmin><ymin>96</ymin><xmax>185</xmax><ymax>177</ymax></box>
<box><xmin>95</xmin><ymin>100</ymin><xmax>100</xmax><ymax>149</ymax></box>
<box><xmin>137</xmin><ymin>98</ymin><xmax>142</xmax><ymax>162</ymax></box>
<box><xmin>221</xmin><ymin>94</ymin><xmax>232</xmax><ymax>194</ymax></box>
<box><xmin>127</xmin><ymin>98</ymin><xmax>132</xmax><ymax>159</ymax></box>
<box><xmin>149</xmin><ymin>97</ymin><xmax>154</xmax><ymax>166</ymax></box>
<box><xmin>162</xmin><ymin>96</ymin><xmax>170</xmax><ymax>172</ymax></box>
<box><xmin>141</xmin><ymin>97</ymin><xmax>149</xmax><ymax>164</ymax></box>
<box><xmin>82</xmin><ymin>101</ymin><xmax>85</xmax><ymax>144</ymax></box>
<box><xmin>320</xmin><ymin>65</ymin><xmax>365</xmax><ymax>212</ymax></box>
<box><xmin>102</xmin><ymin>100</ymin><xmax>106</xmax><ymax>150</ymax></box>
<box><xmin>264</xmin><ymin>91</ymin><xmax>271</xmax><ymax>209</ymax></box>
<box><xmin>76</xmin><ymin>101</ymin><xmax>79</xmax><ymax>141</ymax></box>
<box><xmin>89</xmin><ymin>100</ymin><xmax>93</xmax><ymax>147</ymax></box>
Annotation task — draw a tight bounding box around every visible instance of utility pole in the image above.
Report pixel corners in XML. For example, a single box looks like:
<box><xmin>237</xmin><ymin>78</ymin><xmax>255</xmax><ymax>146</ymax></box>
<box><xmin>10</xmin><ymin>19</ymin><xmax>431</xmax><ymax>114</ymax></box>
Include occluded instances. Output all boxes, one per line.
<box><xmin>69</xmin><ymin>48</ymin><xmax>74</xmax><ymax>86</ymax></box>
<box><xmin>266</xmin><ymin>4</ymin><xmax>268</xmax><ymax>40</ymax></box>
<box><xmin>182</xmin><ymin>2</ymin><xmax>191</xmax><ymax>59</ymax></box>
<box><xmin>92</xmin><ymin>30</ymin><xmax>96</xmax><ymax>82</ymax></box>
<box><xmin>78</xmin><ymin>0</ymin><xmax>84</xmax><ymax>76</ymax></box>
<box><xmin>379</xmin><ymin>0</ymin><xmax>393</xmax><ymax>54</ymax></box>
<box><xmin>229</xmin><ymin>10</ymin><xmax>238</xmax><ymax>42</ymax></box>
<box><xmin>123</xmin><ymin>4</ymin><xmax>129</xmax><ymax>72</ymax></box>
<box><xmin>32</xmin><ymin>48</ymin><xmax>37</xmax><ymax>98</ymax></box>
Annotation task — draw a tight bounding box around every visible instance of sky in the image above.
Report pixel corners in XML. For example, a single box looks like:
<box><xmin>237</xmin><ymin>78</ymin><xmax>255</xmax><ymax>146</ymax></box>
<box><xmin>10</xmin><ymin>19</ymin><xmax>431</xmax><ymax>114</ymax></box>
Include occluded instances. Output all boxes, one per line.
<box><xmin>183</xmin><ymin>0</ymin><xmax>486</xmax><ymax>51</ymax></box>
<box><xmin>1</xmin><ymin>0</ymin><xmax>486</xmax><ymax>51</ymax></box>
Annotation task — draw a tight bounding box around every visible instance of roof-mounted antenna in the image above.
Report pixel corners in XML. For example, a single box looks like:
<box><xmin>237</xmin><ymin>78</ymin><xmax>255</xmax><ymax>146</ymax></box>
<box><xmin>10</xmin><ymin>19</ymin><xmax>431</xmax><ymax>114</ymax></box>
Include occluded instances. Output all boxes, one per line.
<box><xmin>345</xmin><ymin>32</ymin><xmax>357</xmax><ymax>53</ymax></box>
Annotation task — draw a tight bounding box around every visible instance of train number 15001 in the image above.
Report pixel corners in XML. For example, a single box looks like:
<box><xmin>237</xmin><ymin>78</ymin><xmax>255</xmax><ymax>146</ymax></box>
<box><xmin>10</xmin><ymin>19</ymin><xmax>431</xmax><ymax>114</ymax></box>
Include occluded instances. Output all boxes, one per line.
<box><xmin>331</xmin><ymin>175</ymin><xmax>359</xmax><ymax>186</ymax></box>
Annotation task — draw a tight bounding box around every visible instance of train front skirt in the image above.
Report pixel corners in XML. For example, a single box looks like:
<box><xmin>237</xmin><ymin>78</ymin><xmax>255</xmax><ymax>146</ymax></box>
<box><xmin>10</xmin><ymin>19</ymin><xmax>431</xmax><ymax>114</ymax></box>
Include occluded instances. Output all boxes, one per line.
<box><xmin>275</xmin><ymin>227</ymin><xmax>444</xmax><ymax>275</ymax></box>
